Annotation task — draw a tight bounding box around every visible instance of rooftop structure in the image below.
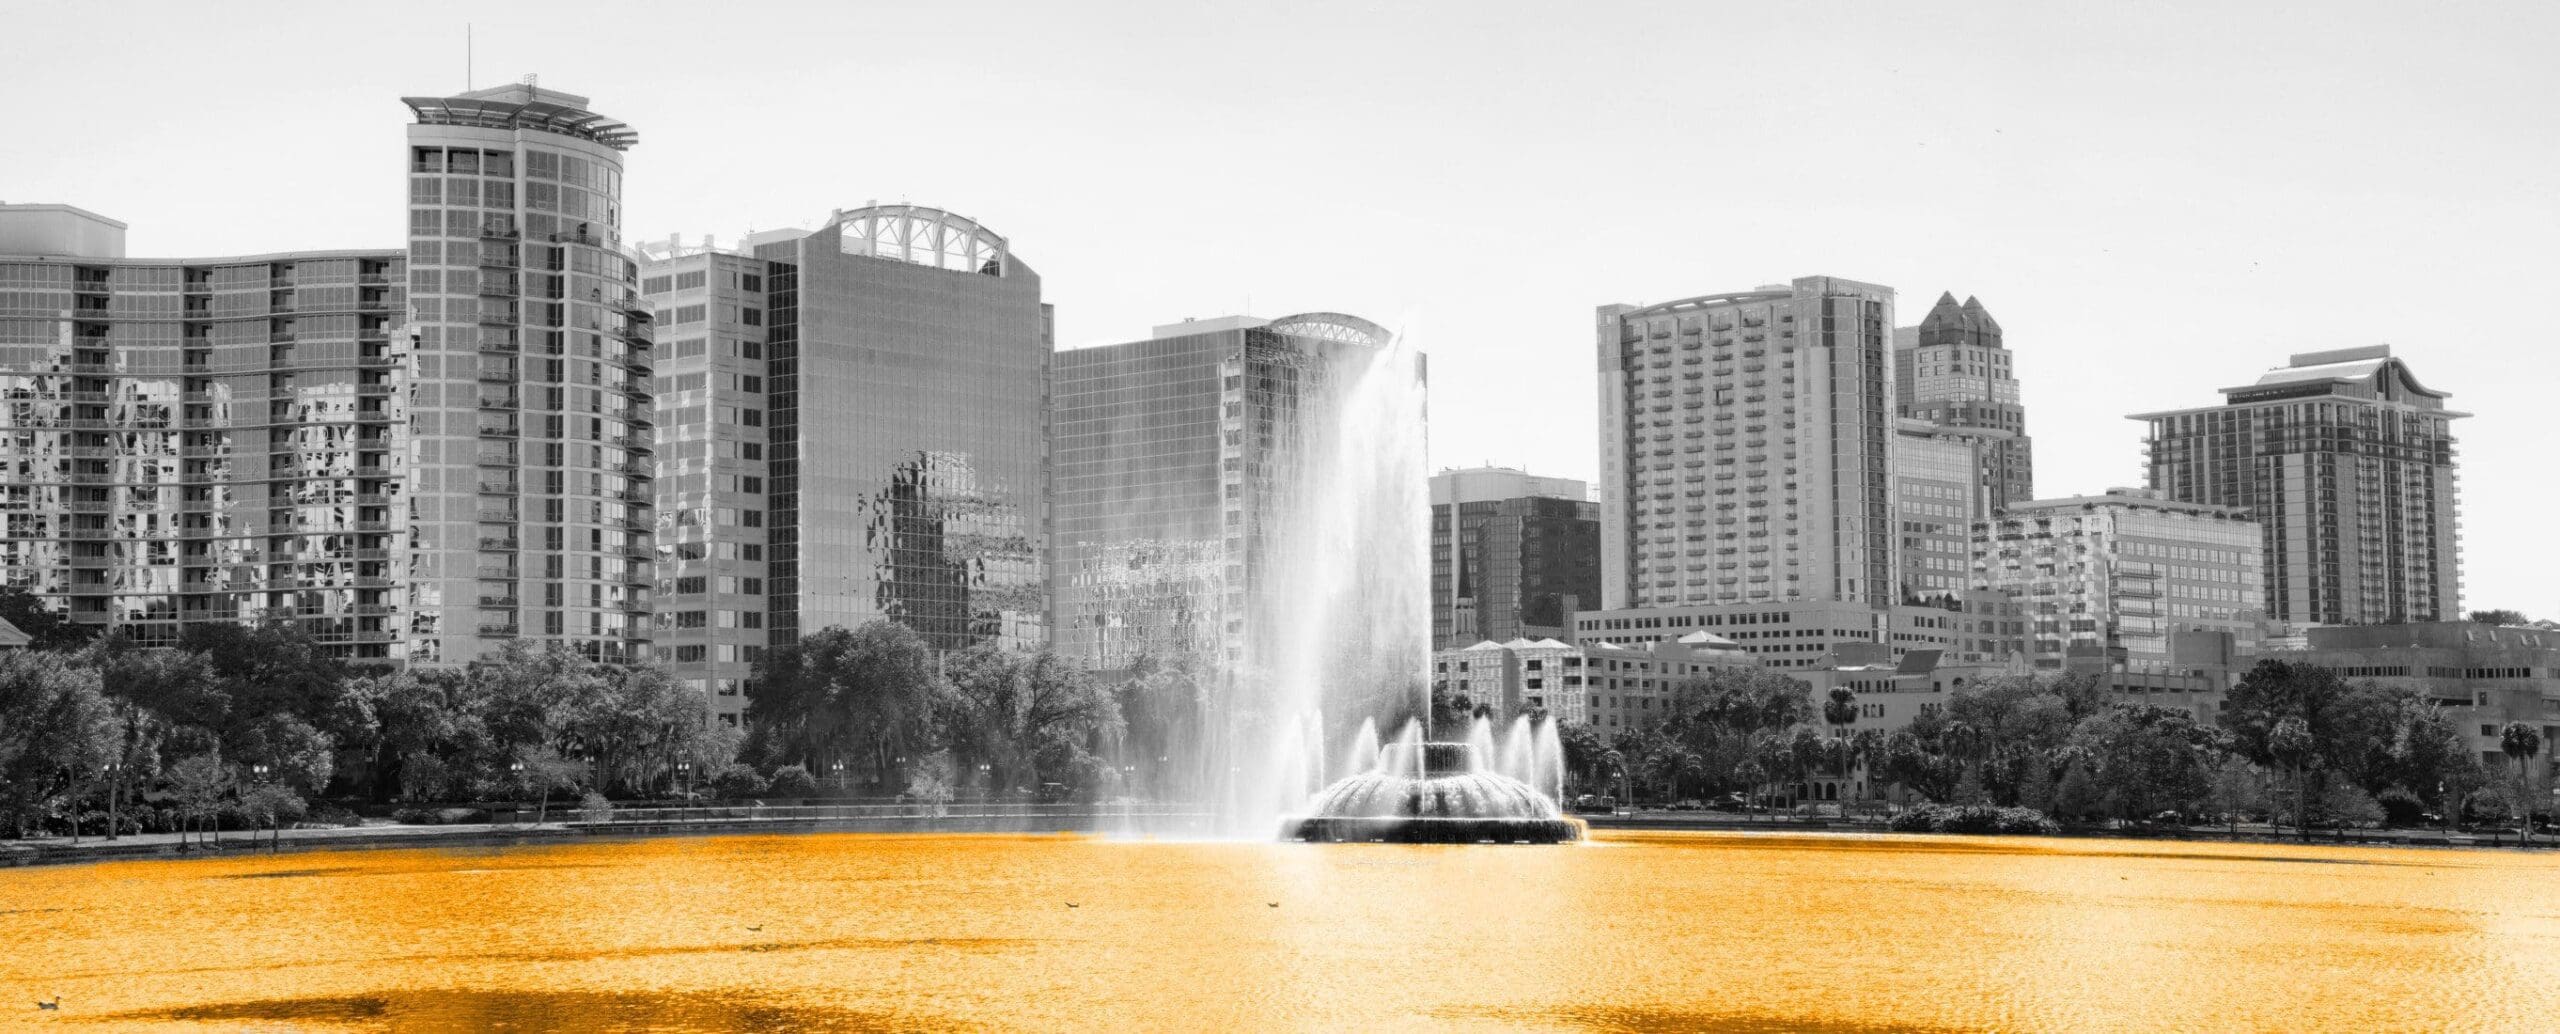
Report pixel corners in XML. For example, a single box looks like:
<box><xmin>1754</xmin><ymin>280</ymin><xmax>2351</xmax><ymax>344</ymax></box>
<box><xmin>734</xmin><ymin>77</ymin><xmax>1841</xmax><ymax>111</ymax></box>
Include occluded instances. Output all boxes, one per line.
<box><xmin>402</xmin><ymin>84</ymin><xmax>638</xmax><ymax>151</ymax></box>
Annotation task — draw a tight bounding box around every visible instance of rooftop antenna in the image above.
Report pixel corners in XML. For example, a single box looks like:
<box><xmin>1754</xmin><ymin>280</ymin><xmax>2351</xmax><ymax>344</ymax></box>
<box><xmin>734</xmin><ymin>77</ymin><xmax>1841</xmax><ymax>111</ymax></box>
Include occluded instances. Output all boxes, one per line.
<box><xmin>465</xmin><ymin>24</ymin><xmax>472</xmax><ymax>90</ymax></box>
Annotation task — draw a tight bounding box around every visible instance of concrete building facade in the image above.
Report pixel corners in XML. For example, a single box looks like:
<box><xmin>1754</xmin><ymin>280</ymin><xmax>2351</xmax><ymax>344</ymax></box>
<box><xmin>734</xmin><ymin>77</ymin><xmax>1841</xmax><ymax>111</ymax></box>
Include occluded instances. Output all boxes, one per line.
<box><xmin>2132</xmin><ymin>346</ymin><xmax>2462</xmax><ymax>627</ymax></box>
<box><xmin>633</xmin><ymin>238</ymin><xmax>780</xmax><ymax>725</ymax></box>
<box><xmin>1972</xmin><ymin>489</ymin><xmax>2265</xmax><ymax>672</ymax></box>
<box><xmin>402</xmin><ymin>83</ymin><xmax>656</xmax><ymax>665</ymax></box>
<box><xmin>2271</xmin><ymin>621</ymin><xmax>2560</xmax><ymax>775</ymax></box>
<box><xmin>1894</xmin><ymin>292</ymin><xmax>2031</xmax><ymax>509</ymax></box>
<box><xmin>1568</xmin><ymin>597</ymin><xmax>2018</xmax><ymax>670</ymax></box>
<box><xmin>1596</xmin><ymin>276</ymin><xmax>1898</xmax><ymax>611</ymax></box>
<box><xmin>0</xmin><ymin>205</ymin><xmax>406</xmax><ymax>656</ymax></box>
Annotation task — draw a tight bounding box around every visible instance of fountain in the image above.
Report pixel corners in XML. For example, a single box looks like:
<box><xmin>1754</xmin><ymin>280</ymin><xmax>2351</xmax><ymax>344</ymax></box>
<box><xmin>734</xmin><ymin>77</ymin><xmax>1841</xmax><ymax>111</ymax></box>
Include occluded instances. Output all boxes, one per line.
<box><xmin>1281</xmin><ymin>721</ymin><xmax>1582</xmax><ymax>844</ymax></box>
<box><xmin>1100</xmin><ymin>313</ymin><xmax>1577</xmax><ymax>842</ymax></box>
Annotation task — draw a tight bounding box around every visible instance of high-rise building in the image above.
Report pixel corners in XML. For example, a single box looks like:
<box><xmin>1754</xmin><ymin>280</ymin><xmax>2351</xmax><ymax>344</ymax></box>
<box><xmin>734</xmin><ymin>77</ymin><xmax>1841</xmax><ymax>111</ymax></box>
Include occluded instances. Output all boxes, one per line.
<box><xmin>1891</xmin><ymin>419</ymin><xmax>1982</xmax><ymax>606</ymax></box>
<box><xmin>1971</xmin><ymin>489</ymin><xmax>2265</xmax><ymax>671</ymax></box>
<box><xmin>744</xmin><ymin>206</ymin><xmax>1050</xmax><ymax>654</ymax></box>
<box><xmin>1051</xmin><ymin>313</ymin><xmax>1417</xmax><ymax>679</ymax></box>
<box><xmin>403</xmin><ymin>83</ymin><xmax>656</xmax><ymax>665</ymax></box>
<box><xmin>1894</xmin><ymin>292</ymin><xmax>2031</xmax><ymax>509</ymax></box>
<box><xmin>633</xmin><ymin>237</ymin><xmax>778</xmax><ymax>726</ymax></box>
<box><xmin>2131</xmin><ymin>346</ymin><xmax>2462</xmax><ymax>626</ymax></box>
<box><xmin>1429</xmin><ymin>466</ymin><xmax>1598</xmax><ymax>648</ymax></box>
<box><xmin>1595</xmin><ymin>276</ymin><xmax>1897</xmax><ymax>611</ymax></box>
<box><xmin>0</xmin><ymin>204</ymin><xmax>407</xmax><ymax>655</ymax></box>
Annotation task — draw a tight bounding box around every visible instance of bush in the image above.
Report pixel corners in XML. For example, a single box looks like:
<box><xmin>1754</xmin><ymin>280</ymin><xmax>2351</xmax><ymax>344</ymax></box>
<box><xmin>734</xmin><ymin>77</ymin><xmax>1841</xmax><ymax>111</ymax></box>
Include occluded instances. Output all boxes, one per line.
<box><xmin>764</xmin><ymin>764</ymin><xmax>820</xmax><ymax>798</ymax></box>
<box><xmin>710</xmin><ymin>763</ymin><xmax>767</xmax><ymax>799</ymax></box>
<box><xmin>389</xmin><ymin>807</ymin><xmax>491</xmax><ymax>826</ymax></box>
<box><xmin>1888</xmin><ymin>803</ymin><xmax>2058</xmax><ymax>836</ymax></box>
<box><xmin>577</xmin><ymin>791</ymin><xmax>613</xmax><ymax>823</ymax></box>
<box><xmin>307</xmin><ymin>804</ymin><xmax>363</xmax><ymax>828</ymax></box>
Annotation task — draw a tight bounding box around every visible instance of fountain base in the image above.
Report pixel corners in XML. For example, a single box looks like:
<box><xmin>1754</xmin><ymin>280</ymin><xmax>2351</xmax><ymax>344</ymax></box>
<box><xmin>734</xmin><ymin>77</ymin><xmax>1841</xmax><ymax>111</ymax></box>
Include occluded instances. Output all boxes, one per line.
<box><xmin>1280</xmin><ymin>740</ymin><xmax>1583</xmax><ymax>845</ymax></box>
<box><xmin>1280</xmin><ymin>814</ymin><xmax>1585</xmax><ymax>844</ymax></box>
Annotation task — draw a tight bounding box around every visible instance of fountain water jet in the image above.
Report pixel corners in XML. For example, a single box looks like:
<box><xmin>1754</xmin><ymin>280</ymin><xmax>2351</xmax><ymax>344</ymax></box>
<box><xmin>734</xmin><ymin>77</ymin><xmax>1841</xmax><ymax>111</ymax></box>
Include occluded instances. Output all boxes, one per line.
<box><xmin>1128</xmin><ymin>314</ymin><xmax>1574</xmax><ymax>842</ymax></box>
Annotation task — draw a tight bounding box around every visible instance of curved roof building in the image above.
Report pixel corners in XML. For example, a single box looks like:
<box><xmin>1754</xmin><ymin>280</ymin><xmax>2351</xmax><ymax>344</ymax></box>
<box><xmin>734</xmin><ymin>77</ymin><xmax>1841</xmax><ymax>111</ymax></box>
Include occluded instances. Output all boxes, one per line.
<box><xmin>404</xmin><ymin>82</ymin><xmax>656</xmax><ymax>665</ymax></box>
<box><xmin>2131</xmin><ymin>345</ymin><xmax>2464</xmax><ymax>626</ymax></box>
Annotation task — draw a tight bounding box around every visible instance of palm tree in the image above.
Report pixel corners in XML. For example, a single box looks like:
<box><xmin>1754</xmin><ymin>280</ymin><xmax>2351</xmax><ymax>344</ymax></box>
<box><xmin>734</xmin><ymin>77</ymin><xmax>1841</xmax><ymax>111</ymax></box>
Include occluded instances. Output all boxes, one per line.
<box><xmin>1823</xmin><ymin>687</ymin><xmax>1857</xmax><ymax>739</ymax></box>
<box><xmin>2501</xmin><ymin>722</ymin><xmax>2543</xmax><ymax>847</ymax></box>
<box><xmin>2269</xmin><ymin>716</ymin><xmax>2316</xmax><ymax>839</ymax></box>
<box><xmin>1847</xmin><ymin>729</ymin><xmax>1883</xmax><ymax>816</ymax></box>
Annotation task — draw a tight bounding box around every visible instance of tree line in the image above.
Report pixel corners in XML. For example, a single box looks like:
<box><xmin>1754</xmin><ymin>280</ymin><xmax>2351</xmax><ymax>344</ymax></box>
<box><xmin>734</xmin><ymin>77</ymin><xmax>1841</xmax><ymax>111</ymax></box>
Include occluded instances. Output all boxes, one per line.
<box><xmin>0</xmin><ymin>606</ymin><xmax>1136</xmax><ymax>839</ymax></box>
<box><xmin>1557</xmin><ymin>659</ymin><xmax>2550</xmax><ymax>834</ymax></box>
<box><xmin>0</xmin><ymin>621</ymin><xmax>734</xmax><ymax>839</ymax></box>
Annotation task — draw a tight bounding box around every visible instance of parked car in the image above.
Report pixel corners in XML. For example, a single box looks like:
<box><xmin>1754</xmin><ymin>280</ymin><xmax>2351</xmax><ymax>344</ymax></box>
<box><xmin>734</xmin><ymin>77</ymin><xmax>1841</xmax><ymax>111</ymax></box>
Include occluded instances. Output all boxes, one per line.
<box><xmin>1571</xmin><ymin>794</ymin><xmax>1617</xmax><ymax>815</ymax></box>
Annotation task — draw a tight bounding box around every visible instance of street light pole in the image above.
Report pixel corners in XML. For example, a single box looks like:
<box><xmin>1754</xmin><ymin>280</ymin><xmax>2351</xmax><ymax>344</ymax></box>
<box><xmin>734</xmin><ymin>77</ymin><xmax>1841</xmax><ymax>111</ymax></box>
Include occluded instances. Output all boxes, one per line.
<box><xmin>250</xmin><ymin>764</ymin><xmax>272</xmax><ymax>852</ymax></box>
<box><xmin>105</xmin><ymin>761</ymin><xmax>121</xmax><ymax>841</ymax></box>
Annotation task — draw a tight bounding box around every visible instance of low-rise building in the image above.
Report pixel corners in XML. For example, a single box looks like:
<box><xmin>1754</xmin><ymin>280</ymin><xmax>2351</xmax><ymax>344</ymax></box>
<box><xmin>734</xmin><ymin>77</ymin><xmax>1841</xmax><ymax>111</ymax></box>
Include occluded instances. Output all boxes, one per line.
<box><xmin>2270</xmin><ymin>621</ymin><xmax>2560</xmax><ymax>773</ymax></box>
<box><xmin>1972</xmin><ymin>488</ymin><xmax>2265</xmax><ymax>673</ymax></box>
<box><xmin>1434</xmin><ymin>631</ymin><xmax>1760</xmax><ymax>729</ymax></box>
<box><xmin>1569</xmin><ymin>598</ymin><xmax>2024</xmax><ymax>669</ymax></box>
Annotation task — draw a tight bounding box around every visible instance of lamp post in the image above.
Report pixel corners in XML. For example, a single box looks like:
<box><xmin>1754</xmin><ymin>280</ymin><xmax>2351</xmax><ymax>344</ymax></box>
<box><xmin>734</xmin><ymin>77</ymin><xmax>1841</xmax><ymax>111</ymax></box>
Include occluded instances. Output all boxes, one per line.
<box><xmin>510</xmin><ymin>760</ymin><xmax>526</xmax><ymax>825</ymax></box>
<box><xmin>676</xmin><ymin>760</ymin><xmax>693</xmax><ymax>801</ymax></box>
<box><xmin>104</xmin><ymin>761</ymin><xmax>121</xmax><ymax>841</ymax></box>
<box><xmin>249</xmin><ymin>764</ymin><xmax>272</xmax><ymax>851</ymax></box>
<box><xmin>830</xmin><ymin>760</ymin><xmax>845</xmax><ymax>792</ymax></box>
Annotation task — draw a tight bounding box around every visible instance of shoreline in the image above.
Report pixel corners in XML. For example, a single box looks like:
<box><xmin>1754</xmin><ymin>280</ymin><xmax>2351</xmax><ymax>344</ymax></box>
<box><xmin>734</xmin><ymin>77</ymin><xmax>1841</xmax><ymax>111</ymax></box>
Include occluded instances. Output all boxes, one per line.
<box><xmin>2</xmin><ymin>810</ymin><xmax>2539</xmax><ymax>870</ymax></box>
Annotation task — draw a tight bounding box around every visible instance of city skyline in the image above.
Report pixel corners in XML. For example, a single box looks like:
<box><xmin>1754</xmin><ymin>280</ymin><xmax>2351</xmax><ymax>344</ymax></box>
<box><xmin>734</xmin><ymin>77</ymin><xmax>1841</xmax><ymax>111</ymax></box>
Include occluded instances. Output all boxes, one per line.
<box><xmin>4</xmin><ymin>2</ymin><xmax>2552</xmax><ymax>615</ymax></box>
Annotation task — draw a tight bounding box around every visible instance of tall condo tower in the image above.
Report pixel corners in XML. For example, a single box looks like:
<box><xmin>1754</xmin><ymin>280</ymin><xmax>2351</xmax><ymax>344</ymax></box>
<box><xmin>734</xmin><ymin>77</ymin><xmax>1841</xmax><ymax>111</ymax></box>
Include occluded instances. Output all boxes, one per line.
<box><xmin>2131</xmin><ymin>346</ymin><xmax>2463</xmax><ymax>626</ymax></box>
<box><xmin>0</xmin><ymin>204</ymin><xmax>406</xmax><ymax>656</ymax></box>
<box><xmin>633</xmin><ymin>237</ymin><xmax>778</xmax><ymax>727</ymax></box>
<box><xmin>403</xmin><ymin>84</ymin><xmax>656</xmax><ymax>664</ymax></box>
<box><xmin>1595</xmin><ymin>276</ymin><xmax>1897</xmax><ymax>610</ymax></box>
<box><xmin>747</xmin><ymin>206</ymin><xmax>1051</xmax><ymax>655</ymax></box>
<box><xmin>1894</xmin><ymin>292</ymin><xmax>2032</xmax><ymax>509</ymax></box>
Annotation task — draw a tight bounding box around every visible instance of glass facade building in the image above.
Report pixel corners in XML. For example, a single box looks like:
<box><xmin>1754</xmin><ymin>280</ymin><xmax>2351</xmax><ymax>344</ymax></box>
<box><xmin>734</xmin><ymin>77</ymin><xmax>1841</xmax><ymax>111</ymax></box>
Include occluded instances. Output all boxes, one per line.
<box><xmin>1428</xmin><ymin>467</ymin><xmax>1599</xmax><ymax>648</ymax></box>
<box><xmin>403</xmin><ymin>84</ymin><xmax>656</xmax><ymax>665</ymax></box>
<box><xmin>1892</xmin><ymin>419</ymin><xmax>1981</xmax><ymax>606</ymax></box>
<box><xmin>745</xmin><ymin>206</ymin><xmax>1051</xmax><ymax>654</ymax></box>
<box><xmin>2131</xmin><ymin>346</ymin><xmax>2462</xmax><ymax>627</ymax></box>
<box><xmin>0</xmin><ymin>205</ymin><xmax>406</xmax><ymax>655</ymax></box>
<box><xmin>1595</xmin><ymin>276</ymin><xmax>1898</xmax><ymax>610</ymax></box>
<box><xmin>1052</xmin><ymin>313</ymin><xmax>1417</xmax><ymax>678</ymax></box>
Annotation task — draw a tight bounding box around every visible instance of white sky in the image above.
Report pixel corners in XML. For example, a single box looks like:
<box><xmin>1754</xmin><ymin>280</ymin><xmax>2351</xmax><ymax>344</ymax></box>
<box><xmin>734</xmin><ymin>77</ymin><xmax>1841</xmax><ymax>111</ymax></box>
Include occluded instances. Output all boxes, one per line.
<box><xmin>9</xmin><ymin>0</ymin><xmax>2555</xmax><ymax>616</ymax></box>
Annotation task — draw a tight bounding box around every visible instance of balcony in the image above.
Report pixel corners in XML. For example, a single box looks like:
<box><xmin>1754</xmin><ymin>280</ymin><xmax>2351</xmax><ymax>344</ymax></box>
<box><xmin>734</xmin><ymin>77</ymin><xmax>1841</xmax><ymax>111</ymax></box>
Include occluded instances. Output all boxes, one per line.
<box><xmin>477</xmin><ymin>537</ymin><xmax>520</xmax><ymax>552</ymax></box>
